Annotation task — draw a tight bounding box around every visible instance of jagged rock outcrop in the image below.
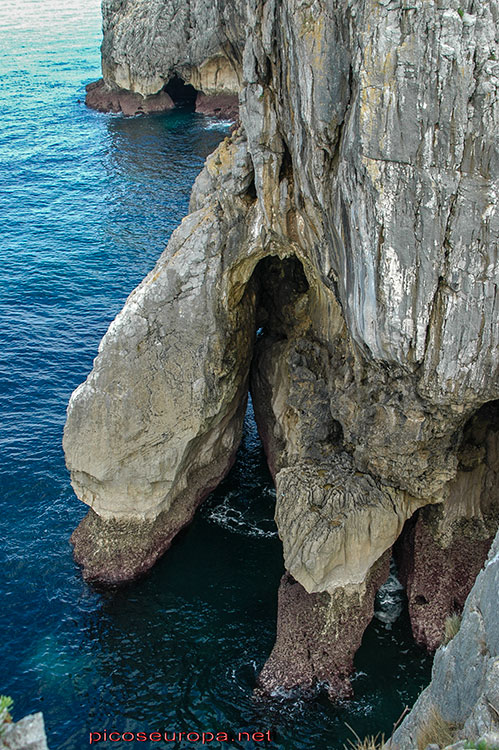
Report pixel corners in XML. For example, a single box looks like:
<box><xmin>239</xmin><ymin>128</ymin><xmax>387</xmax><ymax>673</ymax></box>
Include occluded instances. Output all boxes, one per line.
<box><xmin>100</xmin><ymin>0</ymin><xmax>245</xmax><ymax>97</ymax></box>
<box><xmin>65</xmin><ymin>132</ymin><xmax>258</xmax><ymax>582</ymax></box>
<box><xmin>389</xmin><ymin>529</ymin><xmax>499</xmax><ymax>749</ymax></box>
<box><xmin>1</xmin><ymin>713</ymin><xmax>49</xmax><ymax>750</ymax></box>
<box><xmin>65</xmin><ymin>0</ymin><xmax>498</xmax><ymax>697</ymax></box>
<box><xmin>86</xmin><ymin>0</ymin><xmax>245</xmax><ymax>115</ymax></box>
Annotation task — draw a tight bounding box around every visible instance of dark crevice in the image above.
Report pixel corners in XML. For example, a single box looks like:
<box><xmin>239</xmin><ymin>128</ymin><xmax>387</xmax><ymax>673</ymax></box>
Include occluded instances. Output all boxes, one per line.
<box><xmin>164</xmin><ymin>75</ymin><xmax>198</xmax><ymax>109</ymax></box>
<box><xmin>246</xmin><ymin>175</ymin><xmax>257</xmax><ymax>201</ymax></box>
<box><xmin>252</xmin><ymin>255</ymin><xmax>309</xmax><ymax>342</ymax></box>
<box><xmin>279</xmin><ymin>140</ymin><xmax>293</xmax><ymax>182</ymax></box>
<box><xmin>457</xmin><ymin>399</ymin><xmax>499</xmax><ymax>472</ymax></box>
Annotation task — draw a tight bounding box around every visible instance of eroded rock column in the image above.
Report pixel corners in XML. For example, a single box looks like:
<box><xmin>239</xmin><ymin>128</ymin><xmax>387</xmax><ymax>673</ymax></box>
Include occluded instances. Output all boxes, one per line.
<box><xmin>256</xmin><ymin>553</ymin><xmax>390</xmax><ymax>700</ymax></box>
<box><xmin>64</xmin><ymin>132</ymin><xmax>261</xmax><ymax>583</ymax></box>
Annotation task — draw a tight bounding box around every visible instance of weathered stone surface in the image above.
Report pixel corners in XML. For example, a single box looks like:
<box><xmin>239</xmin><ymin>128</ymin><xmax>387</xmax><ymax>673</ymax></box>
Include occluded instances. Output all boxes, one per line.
<box><xmin>276</xmin><ymin>458</ymin><xmax>421</xmax><ymax>593</ymax></box>
<box><xmin>256</xmin><ymin>551</ymin><xmax>390</xmax><ymax>700</ymax></box>
<box><xmin>99</xmin><ymin>0</ymin><xmax>247</xmax><ymax>96</ymax></box>
<box><xmin>389</xmin><ymin>530</ymin><xmax>499</xmax><ymax>749</ymax></box>
<box><xmin>1</xmin><ymin>713</ymin><xmax>49</xmax><ymax>750</ymax></box>
<box><xmin>64</xmin><ymin>130</ymin><xmax>261</xmax><ymax>582</ymax></box>
<box><xmin>85</xmin><ymin>78</ymin><xmax>174</xmax><ymax>115</ymax></box>
<box><xmin>66</xmin><ymin>0</ymin><xmax>498</xmax><ymax>698</ymax></box>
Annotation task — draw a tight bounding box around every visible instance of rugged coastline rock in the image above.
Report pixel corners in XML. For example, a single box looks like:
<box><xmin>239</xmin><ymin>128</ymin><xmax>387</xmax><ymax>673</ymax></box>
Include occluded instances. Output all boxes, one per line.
<box><xmin>1</xmin><ymin>712</ymin><xmax>49</xmax><ymax>750</ymax></box>
<box><xmin>389</xmin><ymin>529</ymin><xmax>499</xmax><ymax>749</ymax></box>
<box><xmin>85</xmin><ymin>78</ymin><xmax>239</xmax><ymax>119</ymax></box>
<box><xmin>396</xmin><ymin>400</ymin><xmax>499</xmax><ymax>651</ymax></box>
<box><xmin>85</xmin><ymin>78</ymin><xmax>174</xmax><ymax>115</ymax></box>
<box><xmin>194</xmin><ymin>93</ymin><xmax>239</xmax><ymax>120</ymax></box>
<box><xmin>86</xmin><ymin>0</ymin><xmax>245</xmax><ymax>116</ymax></box>
<box><xmin>65</xmin><ymin>0</ymin><xmax>498</xmax><ymax>699</ymax></box>
<box><xmin>256</xmin><ymin>552</ymin><xmax>391</xmax><ymax>700</ymax></box>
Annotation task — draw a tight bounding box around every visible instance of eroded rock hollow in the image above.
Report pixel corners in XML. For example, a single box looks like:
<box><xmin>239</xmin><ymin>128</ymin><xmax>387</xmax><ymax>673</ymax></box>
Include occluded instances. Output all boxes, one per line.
<box><xmin>64</xmin><ymin>0</ymin><xmax>499</xmax><ymax>699</ymax></box>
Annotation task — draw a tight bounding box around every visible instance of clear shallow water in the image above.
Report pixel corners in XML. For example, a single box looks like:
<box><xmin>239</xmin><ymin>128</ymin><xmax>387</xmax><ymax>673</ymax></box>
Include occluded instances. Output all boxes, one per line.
<box><xmin>0</xmin><ymin>1</ymin><xmax>432</xmax><ymax>748</ymax></box>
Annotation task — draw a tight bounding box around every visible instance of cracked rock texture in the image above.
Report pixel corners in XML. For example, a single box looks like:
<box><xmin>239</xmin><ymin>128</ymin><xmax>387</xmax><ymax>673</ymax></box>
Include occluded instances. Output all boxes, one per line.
<box><xmin>99</xmin><ymin>0</ymin><xmax>247</xmax><ymax>96</ymax></box>
<box><xmin>65</xmin><ymin>0</ymin><xmax>498</xmax><ymax>696</ymax></box>
<box><xmin>390</xmin><ymin>529</ymin><xmax>499</xmax><ymax>749</ymax></box>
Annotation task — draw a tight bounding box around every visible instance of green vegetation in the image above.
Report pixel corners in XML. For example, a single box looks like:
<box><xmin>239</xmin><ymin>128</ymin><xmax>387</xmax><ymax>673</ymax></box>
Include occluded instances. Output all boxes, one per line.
<box><xmin>457</xmin><ymin>7</ymin><xmax>464</xmax><ymax>18</ymax></box>
<box><xmin>417</xmin><ymin>706</ymin><xmax>460</xmax><ymax>749</ymax></box>
<box><xmin>442</xmin><ymin>613</ymin><xmax>462</xmax><ymax>645</ymax></box>
<box><xmin>464</xmin><ymin>741</ymin><xmax>499</xmax><ymax>750</ymax></box>
<box><xmin>0</xmin><ymin>695</ymin><xmax>13</xmax><ymax>737</ymax></box>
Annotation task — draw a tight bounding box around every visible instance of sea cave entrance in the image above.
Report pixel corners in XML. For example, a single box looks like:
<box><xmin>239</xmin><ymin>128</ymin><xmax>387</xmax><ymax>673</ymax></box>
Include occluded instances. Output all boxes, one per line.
<box><xmin>164</xmin><ymin>74</ymin><xmax>198</xmax><ymax>110</ymax></box>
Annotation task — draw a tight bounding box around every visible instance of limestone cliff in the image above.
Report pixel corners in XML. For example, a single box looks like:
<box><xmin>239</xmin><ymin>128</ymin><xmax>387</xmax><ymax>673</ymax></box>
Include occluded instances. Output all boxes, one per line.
<box><xmin>65</xmin><ymin>0</ymin><xmax>498</xmax><ymax>698</ymax></box>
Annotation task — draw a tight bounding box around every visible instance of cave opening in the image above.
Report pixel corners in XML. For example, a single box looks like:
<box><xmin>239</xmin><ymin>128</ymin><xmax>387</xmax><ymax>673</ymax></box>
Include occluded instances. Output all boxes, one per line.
<box><xmin>456</xmin><ymin>398</ymin><xmax>499</xmax><ymax>473</ymax></box>
<box><xmin>392</xmin><ymin>397</ymin><xmax>499</xmax><ymax>651</ymax></box>
<box><xmin>251</xmin><ymin>254</ymin><xmax>310</xmax><ymax>343</ymax></box>
<box><xmin>164</xmin><ymin>74</ymin><xmax>198</xmax><ymax>109</ymax></box>
<box><xmin>196</xmin><ymin>253</ymin><xmax>311</xmax><ymax>539</ymax></box>
<box><xmin>245</xmin><ymin>254</ymin><xmax>311</xmax><ymax>476</ymax></box>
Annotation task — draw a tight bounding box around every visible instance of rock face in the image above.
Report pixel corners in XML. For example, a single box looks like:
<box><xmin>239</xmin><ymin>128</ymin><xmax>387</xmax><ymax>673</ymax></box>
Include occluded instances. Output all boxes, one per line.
<box><xmin>195</xmin><ymin>93</ymin><xmax>239</xmax><ymax>120</ymax></box>
<box><xmin>100</xmin><ymin>0</ymin><xmax>245</xmax><ymax>97</ymax></box>
<box><xmin>86</xmin><ymin>0</ymin><xmax>246</xmax><ymax>115</ymax></box>
<box><xmin>65</xmin><ymin>0</ymin><xmax>499</xmax><ymax>697</ymax></box>
<box><xmin>1</xmin><ymin>713</ymin><xmax>49</xmax><ymax>750</ymax></box>
<box><xmin>390</xmin><ymin>529</ymin><xmax>499</xmax><ymax>749</ymax></box>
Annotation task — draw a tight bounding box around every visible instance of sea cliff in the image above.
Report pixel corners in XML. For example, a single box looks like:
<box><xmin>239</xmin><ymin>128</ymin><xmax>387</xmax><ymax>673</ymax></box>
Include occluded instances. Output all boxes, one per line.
<box><xmin>64</xmin><ymin>0</ymin><xmax>498</xmax><ymax>700</ymax></box>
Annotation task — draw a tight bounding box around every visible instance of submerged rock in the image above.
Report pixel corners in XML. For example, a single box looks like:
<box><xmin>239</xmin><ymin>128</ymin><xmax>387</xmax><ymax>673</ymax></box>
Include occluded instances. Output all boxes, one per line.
<box><xmin>65</xmin><ymin>0</ymin><xmax>499</xmax><ymax>698</ymax></box>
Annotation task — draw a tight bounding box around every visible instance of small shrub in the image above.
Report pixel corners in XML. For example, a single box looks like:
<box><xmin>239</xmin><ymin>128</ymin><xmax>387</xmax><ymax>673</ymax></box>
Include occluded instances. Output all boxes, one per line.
<box><xmin>417</xmin><ymin>706</ymin><xmax>460</xmax><ymax>750</ymax></box>
<box><xmin>0</xmin><ymin>696</ymin><xmax>13</xmax><ymax>737</ymax></box>
<box><xmin>344</xmin><ymin>736</ymin><xmax>384</xmax><ymax>750</ymax></box>
<box><xmin>443</xmin><ymin>613</ymin><xmax>462</xmax><ymax>645</ymax></box>
<box><xmin>344</xmin><ymin>723</ymin><xmax>384</xmax><ymax>750</ymax></box>
<box><xmin>457</xmin><ymin>7</ymin><xmax>464</xmax><ymax>18</ymax></box>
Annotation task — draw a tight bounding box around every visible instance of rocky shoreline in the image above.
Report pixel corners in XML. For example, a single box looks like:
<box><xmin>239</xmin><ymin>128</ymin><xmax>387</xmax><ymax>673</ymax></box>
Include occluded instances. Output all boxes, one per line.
<box><xmin>85</xmin><ymin>78</ymin><xmax>239</xmax><ymax>119</ymax></box>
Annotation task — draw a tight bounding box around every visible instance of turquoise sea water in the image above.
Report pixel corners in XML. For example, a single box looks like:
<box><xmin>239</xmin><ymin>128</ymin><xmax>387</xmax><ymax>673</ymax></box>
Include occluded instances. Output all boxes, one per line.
<box><xmin>0</xmin><ymin>1</ymin><xmax>432</xmax><ymax>748</ymax></box>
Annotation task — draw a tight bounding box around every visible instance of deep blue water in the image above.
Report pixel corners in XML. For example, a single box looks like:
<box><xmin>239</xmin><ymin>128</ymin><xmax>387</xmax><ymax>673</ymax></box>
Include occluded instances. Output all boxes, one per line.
<box><xmin>0</xmin><ymin>2</ymin><xmax>432</xmax><ymax>748</ymax></box>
